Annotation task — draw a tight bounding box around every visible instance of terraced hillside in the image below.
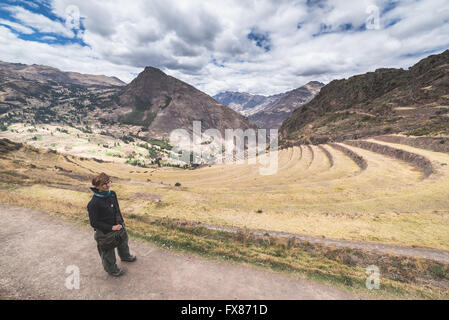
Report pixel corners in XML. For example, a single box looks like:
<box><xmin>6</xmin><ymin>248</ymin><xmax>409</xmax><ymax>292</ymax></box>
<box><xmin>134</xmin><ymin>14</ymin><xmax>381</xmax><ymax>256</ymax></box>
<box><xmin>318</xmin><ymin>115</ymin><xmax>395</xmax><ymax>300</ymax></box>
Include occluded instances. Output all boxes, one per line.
<box><xmin>1</xmin><ymin>136</ymin><xmax>449</xmax><ymax>298</ymax></box>
<box><xmin>144</xmin><ymin>136</ymin><xmax>449</xmax><ymax>249</ymax></box>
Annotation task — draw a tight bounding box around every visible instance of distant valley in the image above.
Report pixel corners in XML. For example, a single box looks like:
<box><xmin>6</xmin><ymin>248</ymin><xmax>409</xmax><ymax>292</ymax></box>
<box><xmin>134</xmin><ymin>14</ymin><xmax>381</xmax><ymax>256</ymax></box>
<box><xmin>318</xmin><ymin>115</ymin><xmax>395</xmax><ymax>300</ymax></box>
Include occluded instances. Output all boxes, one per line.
<box><xmin>214</xmin><ymin>81</ymin><xmax>324</xmax><ymax>129</ymax></box>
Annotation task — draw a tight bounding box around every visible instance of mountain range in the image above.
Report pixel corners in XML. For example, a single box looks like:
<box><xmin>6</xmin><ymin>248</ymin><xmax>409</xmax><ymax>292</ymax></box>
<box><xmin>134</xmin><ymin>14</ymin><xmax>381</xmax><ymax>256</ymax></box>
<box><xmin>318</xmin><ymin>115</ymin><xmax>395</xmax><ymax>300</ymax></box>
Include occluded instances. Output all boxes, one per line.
<box><xmin>213</xmin><ymin>91</ymin><xmax>284</xmax><ymax>117</ymax></box>
<box><xmin>214</xmin><ymin>81</ymin><xmax>324</xmax><ymax>129</ymax></box>
<box><xmin>0</xmin><ymin>61</ymin><xmax>125</xmax><ymax>87</ymax></box>
<box><xmin>1</xmin><ymin>49</ymin><xmax>448</xmax><ymax>151</ymax></box>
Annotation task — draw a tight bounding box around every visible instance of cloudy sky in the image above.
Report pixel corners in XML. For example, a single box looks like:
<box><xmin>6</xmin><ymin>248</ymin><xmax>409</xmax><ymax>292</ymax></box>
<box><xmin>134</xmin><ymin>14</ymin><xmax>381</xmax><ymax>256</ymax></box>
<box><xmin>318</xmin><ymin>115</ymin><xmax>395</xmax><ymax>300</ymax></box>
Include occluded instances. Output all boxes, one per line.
<box><xmin>0</xmin><ymin>0</ymin><xmax>448</xmax><ymax>96</ymax></box>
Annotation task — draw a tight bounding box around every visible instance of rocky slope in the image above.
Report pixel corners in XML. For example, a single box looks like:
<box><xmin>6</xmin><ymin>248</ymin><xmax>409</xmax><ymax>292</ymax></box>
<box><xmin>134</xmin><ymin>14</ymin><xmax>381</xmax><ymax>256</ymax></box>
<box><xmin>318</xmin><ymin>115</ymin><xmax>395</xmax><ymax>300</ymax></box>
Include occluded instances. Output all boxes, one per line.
<box><xmin>279</xmin><ymin>50</ymin><xmax>449</xmax><ymax>146</ymax></box>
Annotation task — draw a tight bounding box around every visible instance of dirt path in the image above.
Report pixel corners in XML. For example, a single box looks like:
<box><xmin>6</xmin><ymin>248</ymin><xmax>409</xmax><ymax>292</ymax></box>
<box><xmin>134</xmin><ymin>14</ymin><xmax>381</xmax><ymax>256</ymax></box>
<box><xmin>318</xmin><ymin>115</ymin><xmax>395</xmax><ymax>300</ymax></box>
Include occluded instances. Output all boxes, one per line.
<box><xmin>0</xmin><ymin>205</ymin><xmax>359</xmax><ymax>300</ymax></box>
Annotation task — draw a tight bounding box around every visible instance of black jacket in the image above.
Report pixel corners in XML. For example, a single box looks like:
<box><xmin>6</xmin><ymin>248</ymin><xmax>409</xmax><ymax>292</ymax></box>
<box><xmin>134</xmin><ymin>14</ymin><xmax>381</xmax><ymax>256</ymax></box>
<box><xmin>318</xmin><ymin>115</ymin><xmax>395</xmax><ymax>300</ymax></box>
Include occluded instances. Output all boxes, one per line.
<box><xmin>87</xmin><ymin>188</ymin><xmax>124</xmax><ymax>233</ymax></box>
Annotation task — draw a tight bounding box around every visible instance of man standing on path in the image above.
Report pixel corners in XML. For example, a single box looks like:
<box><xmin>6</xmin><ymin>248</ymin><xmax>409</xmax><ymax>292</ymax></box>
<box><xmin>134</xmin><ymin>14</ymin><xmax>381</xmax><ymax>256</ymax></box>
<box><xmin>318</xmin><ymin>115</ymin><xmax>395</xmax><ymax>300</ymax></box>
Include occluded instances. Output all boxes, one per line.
<box><xmin>87</xmin><ymin>172</ymin><xmax>136</xmax><ymax>277</ymax></box>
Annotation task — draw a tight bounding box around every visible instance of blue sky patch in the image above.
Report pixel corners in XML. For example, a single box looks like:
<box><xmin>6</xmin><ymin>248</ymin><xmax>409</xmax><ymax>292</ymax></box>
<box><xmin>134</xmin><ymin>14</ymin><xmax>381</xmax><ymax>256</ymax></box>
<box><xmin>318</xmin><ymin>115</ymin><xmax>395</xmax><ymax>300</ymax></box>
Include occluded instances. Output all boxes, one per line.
<box><xmin>312</xmin><ymin>23</ymin><xmax>331</xmax><ymax>37</ymax></box>
<box><xmin>381</xmin><ymin>0</ymin><xmax>399</xmax><ymax>16</ymax></box>
<box><xmin>339</xmin><ymin>23</ymin><xmax>353</xmax><ymax>31</ymax></box>
<box><xmin>313</xmin><ymin>22</ymin><xmax>367</xmax><ymax>37</ymax></box>
<box><xmin>306</xmin><ymin>0</ymin><xmax>327</xmax><ymax>9</ymax></box>
<box><xmin>247</xmin><ymin>29</ymin><xmax>271</xmax><ymax>52</ymax></box>
<box><xmin>400</xmin><ymin>46</ymin><xmax>449</xmax><ymax>60</ymax></box>
<box><xmin>385</xmin><ymin>18</ymin><xmax>401</xmax><ymax>28</ymax></box>
<box><xmin>212</xmin><ymin>58</ymin><xmax>224</xmax><ymax>68</ymax></box>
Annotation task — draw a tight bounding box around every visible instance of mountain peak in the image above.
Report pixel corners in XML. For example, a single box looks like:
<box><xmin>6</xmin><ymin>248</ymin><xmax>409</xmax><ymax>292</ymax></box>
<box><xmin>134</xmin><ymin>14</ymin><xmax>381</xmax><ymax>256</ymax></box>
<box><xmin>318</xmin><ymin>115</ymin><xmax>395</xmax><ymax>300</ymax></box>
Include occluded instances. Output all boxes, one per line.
<box><xmin>306</xmin><ymin>81</ymin><xmax>325</xmax><ymax>87</ymax></box>
<box><xmin>143</xmin><ymin>66</ymin><xmax>167</xmax><ymax>76</ymax></box>
<box><xmin>114</xmin><ymin>66</ymin><xmax>256</xmax><ymax>139</ymax></box>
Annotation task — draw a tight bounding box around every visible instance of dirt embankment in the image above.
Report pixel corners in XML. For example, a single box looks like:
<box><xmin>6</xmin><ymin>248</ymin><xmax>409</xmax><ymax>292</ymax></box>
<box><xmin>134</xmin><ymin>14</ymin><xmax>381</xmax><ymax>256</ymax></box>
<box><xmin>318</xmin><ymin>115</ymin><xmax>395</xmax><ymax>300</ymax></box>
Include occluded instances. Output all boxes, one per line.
<box><xmin>375</xmin><ymin>135</ymin><xmax>449</xmax><ymax>154</ymax></box>
<box><xmin>344</xmin><ymin>140</ymin><xmax>434</xmax><ymax>178</ymax></box>
<box><xmin>306</xmin><ymin>145</ymin><xmax>314</xmax><ymax>168</ymax></box>
<box><xmin>328</xmin><ymin>143</ymin><xmax>367</xmax><ymax>170</ymax></box>
<box><xmin>318</xmin><ymin>145</ymin><xmax>334</xmax><ymax>167</ymax></box>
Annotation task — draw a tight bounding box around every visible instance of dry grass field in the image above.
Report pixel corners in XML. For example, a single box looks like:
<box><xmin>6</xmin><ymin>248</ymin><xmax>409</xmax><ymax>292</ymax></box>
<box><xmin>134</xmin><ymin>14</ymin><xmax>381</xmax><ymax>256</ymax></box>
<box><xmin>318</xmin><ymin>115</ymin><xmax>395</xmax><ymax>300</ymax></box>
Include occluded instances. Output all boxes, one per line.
<box><xmin>1</xmin><ymin>134</ymin><xmax>449</xmax><ymax>299</ymax></box>
<box><xmin>123</xmin><ymin>140</ymin><xmax>449</xmax><ymax>251</ymax></box>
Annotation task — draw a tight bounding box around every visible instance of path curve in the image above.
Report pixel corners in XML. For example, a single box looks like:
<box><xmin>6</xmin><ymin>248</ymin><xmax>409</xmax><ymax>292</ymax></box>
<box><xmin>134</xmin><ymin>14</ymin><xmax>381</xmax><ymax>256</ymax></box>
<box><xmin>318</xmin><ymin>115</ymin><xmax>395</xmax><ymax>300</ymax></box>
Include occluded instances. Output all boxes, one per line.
<box><xmin>0</xmin><ymin>205</ymin><xmax>359</xmax><ymax>300</ymax></box>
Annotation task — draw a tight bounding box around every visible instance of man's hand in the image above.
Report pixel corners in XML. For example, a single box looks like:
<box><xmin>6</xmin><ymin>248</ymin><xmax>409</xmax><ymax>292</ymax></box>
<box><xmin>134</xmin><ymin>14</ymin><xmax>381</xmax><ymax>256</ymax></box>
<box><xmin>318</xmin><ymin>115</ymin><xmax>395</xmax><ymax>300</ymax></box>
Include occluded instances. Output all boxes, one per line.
<box><xmin>112</xmin><ymin>224</ymin><xmax>123</xmax><ymax>231</ymax></box>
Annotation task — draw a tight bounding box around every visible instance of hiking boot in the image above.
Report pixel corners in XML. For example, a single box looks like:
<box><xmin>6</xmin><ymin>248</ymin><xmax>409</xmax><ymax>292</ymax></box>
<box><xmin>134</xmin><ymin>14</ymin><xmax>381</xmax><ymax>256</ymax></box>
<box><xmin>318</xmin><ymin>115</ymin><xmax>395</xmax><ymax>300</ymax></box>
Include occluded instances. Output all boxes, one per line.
<box><xmin>109</xmin><ymin>268</ymin><xmax>125</xmax><ymax>277</ymax></box>
<box><xmin>121</xmin><ymin>255</ymin><xmax>137</xmax><ymax>262</ymax></box>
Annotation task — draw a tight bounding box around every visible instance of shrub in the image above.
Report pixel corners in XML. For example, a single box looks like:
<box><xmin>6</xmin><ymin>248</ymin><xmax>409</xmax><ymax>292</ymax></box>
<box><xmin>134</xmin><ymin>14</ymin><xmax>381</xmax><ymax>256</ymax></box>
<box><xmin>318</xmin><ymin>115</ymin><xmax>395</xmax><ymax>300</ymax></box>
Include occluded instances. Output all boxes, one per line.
<box><xmin>125</xmin><ymin>159</ymin><xmax>140</xmax><ymax>166</ymax></box>
<box><xmin>160</xmin><ymin>95</ymin><xmax>172</xmax><ymax>109</ymax></box>
<box><xmin>135</xmin><ymin>96</ymin><xmax>152</xmax><ymax>111</ymax></box>
<box><xmin>121</xmin><ymin>135</ymin><xmax>135</xmax><ymax>143</ymax></box>
<box><xmin>428</xmin><ymin>265</ymin><xmax>449</xmax><ymax>279</ymax></box>
<box><xmin>147</xmin><ymin>138</ymin><xmax>172</xmax><ymax>150</ymax></box>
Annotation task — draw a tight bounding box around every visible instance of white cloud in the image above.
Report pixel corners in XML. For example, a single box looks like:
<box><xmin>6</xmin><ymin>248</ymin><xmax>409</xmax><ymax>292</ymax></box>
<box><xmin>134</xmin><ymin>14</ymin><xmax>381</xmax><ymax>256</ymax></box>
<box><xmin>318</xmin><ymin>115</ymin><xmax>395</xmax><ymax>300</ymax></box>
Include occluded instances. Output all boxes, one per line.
<box><xmin>0</xmin><ymin>0</ymin><xmax>448</xmax><ymax>96</ymax></box>
<box><xmin>0</xmin><ymin>26</ymin><xmax>141</xmax><ymax>82</ymax></box>
<box><xmin>0</xmin><ymin>18</ymin><xmax>34</xmax><ymax>34</ymax></box>
<box><xmin>40</xmin><ymin>35</ymin><xmax>57</xmax><ymax>41</ymax></box>
<box><xmin>4</xmin><ymin>5</ymin><xmax>74</xmax><ymax>37</ymax></box>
